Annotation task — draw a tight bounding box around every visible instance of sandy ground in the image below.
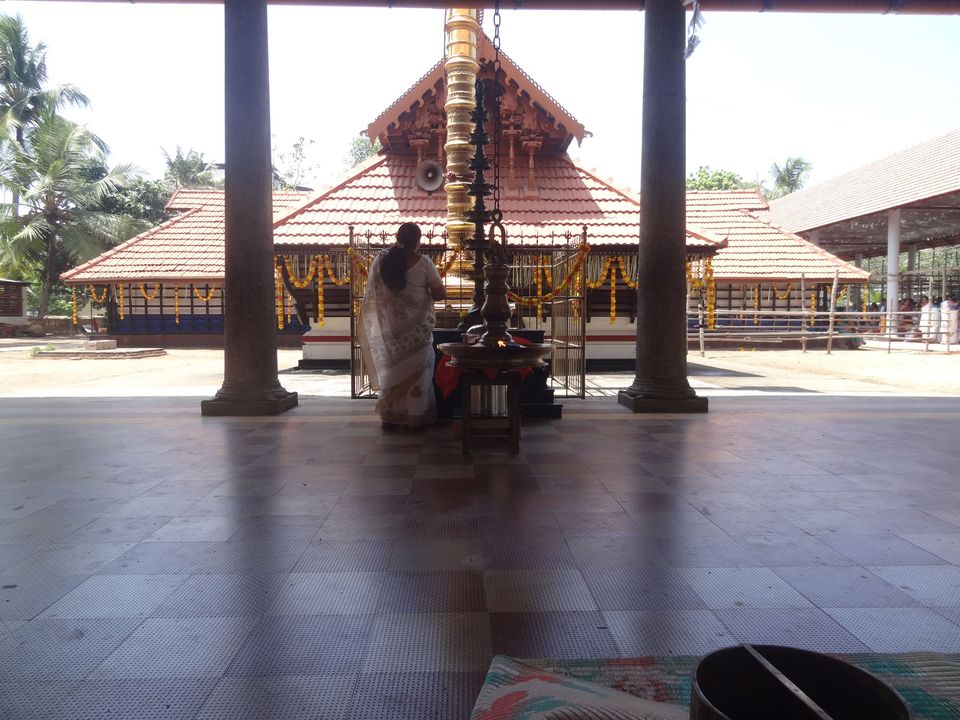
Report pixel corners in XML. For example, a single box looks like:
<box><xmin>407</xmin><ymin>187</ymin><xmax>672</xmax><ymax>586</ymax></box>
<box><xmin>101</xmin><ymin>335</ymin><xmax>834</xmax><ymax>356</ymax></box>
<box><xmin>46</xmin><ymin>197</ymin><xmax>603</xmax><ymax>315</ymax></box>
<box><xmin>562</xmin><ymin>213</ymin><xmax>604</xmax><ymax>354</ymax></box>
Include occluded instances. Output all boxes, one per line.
<box><xmin>1</xmin><ymin>336</ymin><xmax>956</xmax><ymax>398</ymax></box>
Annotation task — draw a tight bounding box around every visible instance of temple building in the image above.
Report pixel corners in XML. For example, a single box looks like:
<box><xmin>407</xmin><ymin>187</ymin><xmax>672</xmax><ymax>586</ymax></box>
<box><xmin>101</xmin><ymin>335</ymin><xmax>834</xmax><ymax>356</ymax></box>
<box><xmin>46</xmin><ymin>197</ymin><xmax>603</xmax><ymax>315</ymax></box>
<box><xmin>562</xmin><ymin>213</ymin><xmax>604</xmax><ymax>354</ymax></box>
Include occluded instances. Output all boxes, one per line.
<box><xmin>61</xmin><ymin>30</ymin><xmax>866</xmax><ymax>366</ymax></box>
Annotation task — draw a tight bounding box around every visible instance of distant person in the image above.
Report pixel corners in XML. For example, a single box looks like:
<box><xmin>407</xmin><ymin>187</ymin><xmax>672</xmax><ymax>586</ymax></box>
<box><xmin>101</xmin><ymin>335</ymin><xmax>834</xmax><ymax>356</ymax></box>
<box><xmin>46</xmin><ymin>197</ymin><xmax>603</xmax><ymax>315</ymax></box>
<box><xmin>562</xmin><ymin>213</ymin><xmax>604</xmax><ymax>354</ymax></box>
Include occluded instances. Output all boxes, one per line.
<box><xmin>919</xmin><ymin>294</ymin><xmax>940</xmax><ymax>342</ymax></box>
<box><xmin>941</xmin><ymin>295</ymin><xmax>959</xmax><ymax>346</ymax></box>
<box><xmin>359</xmin><ymin>222</ymin><xmax>446</xmax><ymax>429</ymax></box>
<box><xmin>897</xmin><ymin>297</ymin><xmax>916</xmax><ymax>337</ymax></box>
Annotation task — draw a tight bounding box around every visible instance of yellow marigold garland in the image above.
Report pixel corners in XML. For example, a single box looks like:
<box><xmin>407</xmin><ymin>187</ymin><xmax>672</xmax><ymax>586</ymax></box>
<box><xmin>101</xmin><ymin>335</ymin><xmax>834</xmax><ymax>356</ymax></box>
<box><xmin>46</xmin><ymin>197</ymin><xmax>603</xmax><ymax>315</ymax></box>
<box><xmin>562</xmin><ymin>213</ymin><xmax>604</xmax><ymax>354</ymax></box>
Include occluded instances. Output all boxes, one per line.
<box><xmin>704</xmin><ymin>258</ymin><xmax>716</xmax><ymax>329</ymax></box>
<box><xmin>173</xmin><ymin>284</ymin><xmax>180</xmax><ymax>325</ymax></box>
<box><xmin>775</xmin><ymin>284</ymin><xmax>792</xmax><ymax>301</ymax></box>
<box><xmin>117</xmin><ymin>284</ymin><xmax>125</xmax><ymax>320</ymax></box>
<box><xmin>194</xmin><ymin>286</ymin><xmax>217</xmax><ymax>302</ymax></box>
<box><xmin>618</xmin><ymin>257</ymin><xmax>637</xmax><ymax>289</ymax></box>
<box><xmin>808</xmin><ymin>290</ymin><xmax>817</xmax><ymax>327</ymax></box>
<box><xmin>71</xmin><ymin>287</ymin><xmax>78</xmax><ymax>326</ymax></box>
<box><xmin>346</xmin><ymin>246</ymin><xmax>372</xmax><ymax>278</ymax></box>
<box><xmin>535</xmin><ymin>256</ymin><xmax>544</xmax><ymax>322</ymax></box>
<box><xmin>507</xmin><ymin>242</ymin><xmax>591</xmax><ymax>305</ymax></box>
<box><xmin>283</xmin><ymin>256</ymin><xmax>318</xmax><ymax>289</ymax></box>
<box><xmin>140</xmin><ymin>283</ymin><xmax>161</xmax><ymax>301</ymax></box>
<box><xmin>609</xmin><ymin>263</ymin><xmax>617</xmax><ymax>323</ymax></box>
<box><xmin>316</xmin><ymin>281</ymin><xmax>325</xmax><ymax>327</ymax></box>
<box><xmin>275</xmin><ymin>262</ymin><xmax>285</xmax><ymax>329</ymax></box>
<box><xmin>586</xmin><ymin>257</ymin><xmax>613</xmax><ymax>290</ymax></box>
<box><xmin>753</xmin><ymin>284</ymin><xmax>761</xmax><ymax>325</ymax></box>
<box><xmin>88</xmin><ymin>285</ymin><xmax>108</xmax><ymax>303</ymax></box>
<box><xmin>435</xmin><ymin>249</ymin><xmax>461</xmax><ymax>278</ymax></box>
<box><xmin>323</xmin><ymin>255</ymin><xmax>350</xmax><ymax>286</ymax></box>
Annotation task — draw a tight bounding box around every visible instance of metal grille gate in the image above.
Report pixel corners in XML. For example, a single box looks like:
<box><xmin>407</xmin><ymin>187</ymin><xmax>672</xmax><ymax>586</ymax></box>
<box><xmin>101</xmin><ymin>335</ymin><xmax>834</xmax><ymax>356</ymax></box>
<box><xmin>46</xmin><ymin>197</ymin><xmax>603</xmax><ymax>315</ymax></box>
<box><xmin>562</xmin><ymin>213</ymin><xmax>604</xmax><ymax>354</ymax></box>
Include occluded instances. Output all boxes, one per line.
<box><xmin>350</xmin><ymin>228</ymin><xmax>587</xmax><ymax>400</ymax></box>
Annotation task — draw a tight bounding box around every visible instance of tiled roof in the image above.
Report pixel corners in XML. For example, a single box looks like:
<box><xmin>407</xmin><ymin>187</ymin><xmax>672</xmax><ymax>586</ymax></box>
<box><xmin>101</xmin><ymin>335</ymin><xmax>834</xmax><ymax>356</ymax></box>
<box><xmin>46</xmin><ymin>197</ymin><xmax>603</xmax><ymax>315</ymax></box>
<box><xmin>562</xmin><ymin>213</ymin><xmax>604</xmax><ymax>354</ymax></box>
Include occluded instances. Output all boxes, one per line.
<box><xmin>688</xmin><ymin>191</ymin><xmax>870</xmax><ymax>282</ymax></box>
<box><xmin>61</xmin><ymin>192</ymin><xmax>310</xmax><ymax>284</ymax></box>
<box><xmin>62</xmin><ymin>181</ymin><xmax>863</xmax><ymax>285</ymax></box>
<box><xmin>766</xmin><ymin>128</ymin><xmax>960</xmax><ymax>233</ymax></box>
<box><xmin>687</xmin><ymin>188</ymin><xmax>768</xmax><ymax>213</ymax></box>
<box><xmin>166</xmin><ymin>187</ymin><xmax>310</xmax><ymax>214</ymax></box>
<box><xmin>272</xmin><ymin>154</ymin><xmax>723</xmax><ymax>251</ymax></box>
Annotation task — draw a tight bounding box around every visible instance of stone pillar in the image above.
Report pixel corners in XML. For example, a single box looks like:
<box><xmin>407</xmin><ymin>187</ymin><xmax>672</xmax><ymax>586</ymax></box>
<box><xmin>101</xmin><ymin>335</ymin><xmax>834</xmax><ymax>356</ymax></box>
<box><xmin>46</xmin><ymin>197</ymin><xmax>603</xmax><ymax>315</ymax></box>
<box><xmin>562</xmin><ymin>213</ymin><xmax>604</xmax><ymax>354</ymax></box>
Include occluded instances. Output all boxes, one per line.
<box><xmin>885</xmin><ymin>208</ymin><xmax>901</xmax><ymax>338</ymax></box>
<box><xmin>202</xmin><ymin>0</ymin><xmax>297</xmax><ymax>416</ymax></box>
<box><xmin>619</xmin><ymin>0</ymin><xmax>706</xmax><ymax>413</ymax></box>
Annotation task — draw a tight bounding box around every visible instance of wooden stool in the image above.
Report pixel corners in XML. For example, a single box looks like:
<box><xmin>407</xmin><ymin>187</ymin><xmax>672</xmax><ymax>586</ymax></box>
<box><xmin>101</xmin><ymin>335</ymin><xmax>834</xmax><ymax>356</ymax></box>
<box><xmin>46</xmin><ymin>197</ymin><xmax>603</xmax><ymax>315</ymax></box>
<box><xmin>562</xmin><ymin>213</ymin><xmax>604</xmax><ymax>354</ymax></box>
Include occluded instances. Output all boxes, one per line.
<box><xmin>460</xmin><ymin>369</ymin><xmax>521</xmax><ymax>455</ymax></box>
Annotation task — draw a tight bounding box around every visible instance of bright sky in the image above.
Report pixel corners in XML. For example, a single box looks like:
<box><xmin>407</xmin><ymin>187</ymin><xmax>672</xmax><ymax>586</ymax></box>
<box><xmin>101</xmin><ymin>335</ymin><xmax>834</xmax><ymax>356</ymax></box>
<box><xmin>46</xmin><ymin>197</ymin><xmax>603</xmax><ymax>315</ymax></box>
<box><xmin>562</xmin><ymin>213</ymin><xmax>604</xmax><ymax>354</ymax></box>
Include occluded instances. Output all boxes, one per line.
<box><xmin>5</xmin><ymin>2</ymin><xmax>960</xmax><ymax>193</ymax></box>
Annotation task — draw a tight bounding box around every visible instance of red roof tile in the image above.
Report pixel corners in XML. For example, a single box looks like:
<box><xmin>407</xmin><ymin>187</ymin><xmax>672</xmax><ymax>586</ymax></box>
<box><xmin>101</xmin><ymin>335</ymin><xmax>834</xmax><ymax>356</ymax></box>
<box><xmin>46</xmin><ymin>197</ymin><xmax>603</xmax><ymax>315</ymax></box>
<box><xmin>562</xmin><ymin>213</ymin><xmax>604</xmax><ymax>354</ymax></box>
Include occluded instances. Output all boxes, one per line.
<box><xmin>688</xmin><ymin>191</ymin><xmax>870</xmax><ymax>282</ymax></box>
<box><xmin>61</xmin><ymin>192</ymin><xmax>310</xmax><ymax>284</ymax></box>
<box><xmin>272</xmin><ymin>154</ymin><xmax>722</xmax><ymax>251</ymax></box>
<box><xmin>766</xmin><ymin>128</ymin><xmax>960</xmax><ymax>233</ymax></box>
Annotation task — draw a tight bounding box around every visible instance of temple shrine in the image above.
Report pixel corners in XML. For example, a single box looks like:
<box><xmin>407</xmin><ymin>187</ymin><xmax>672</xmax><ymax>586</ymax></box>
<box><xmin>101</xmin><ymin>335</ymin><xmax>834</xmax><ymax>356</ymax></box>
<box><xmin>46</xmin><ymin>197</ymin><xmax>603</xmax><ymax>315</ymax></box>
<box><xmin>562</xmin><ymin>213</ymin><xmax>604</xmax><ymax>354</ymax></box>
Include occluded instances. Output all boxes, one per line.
<box><xmin>61</xmin><ymin>16</ymin><xmax>868</xmax><ymax>382</ymax></box>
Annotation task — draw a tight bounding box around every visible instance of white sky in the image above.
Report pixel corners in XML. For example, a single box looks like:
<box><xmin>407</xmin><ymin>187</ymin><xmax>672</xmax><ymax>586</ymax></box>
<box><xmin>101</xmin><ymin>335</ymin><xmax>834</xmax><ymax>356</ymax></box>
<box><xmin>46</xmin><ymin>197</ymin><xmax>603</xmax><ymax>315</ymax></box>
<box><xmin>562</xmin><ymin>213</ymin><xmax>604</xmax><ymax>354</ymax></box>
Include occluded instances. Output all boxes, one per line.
<box><xmin>5</xmin><ymin>2</ymin><xmax>960</xmax><ymax>193</ymax></box>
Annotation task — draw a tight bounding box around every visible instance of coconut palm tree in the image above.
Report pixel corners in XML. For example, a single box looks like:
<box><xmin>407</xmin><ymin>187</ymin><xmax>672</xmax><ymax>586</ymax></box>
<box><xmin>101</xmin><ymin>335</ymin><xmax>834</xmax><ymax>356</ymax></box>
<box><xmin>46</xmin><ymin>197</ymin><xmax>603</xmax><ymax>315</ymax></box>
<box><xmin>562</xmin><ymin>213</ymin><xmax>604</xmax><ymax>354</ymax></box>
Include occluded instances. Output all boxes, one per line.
<box><xmin>161</xmin><ymin>146</ymin><xmax>218</xmax><ymax>188</ymax></box>
<box><xmin>0</xmin><ymin>14</ymin><xmax>89</xmax><ymax>215</ymax></box>
<box><xmin>767</xmin><ymin>157</ymin><xmax>812</xmax><ymax>199</ymax></box>
<box><xmin>0</xmin><ymin>15</ymin><xmax>89</xmax><ymax>148</ymax></box>
<box><xmin>0</xmin><ymin>113</ymin><xmax>141</xmax><ymax>317</ymax></box>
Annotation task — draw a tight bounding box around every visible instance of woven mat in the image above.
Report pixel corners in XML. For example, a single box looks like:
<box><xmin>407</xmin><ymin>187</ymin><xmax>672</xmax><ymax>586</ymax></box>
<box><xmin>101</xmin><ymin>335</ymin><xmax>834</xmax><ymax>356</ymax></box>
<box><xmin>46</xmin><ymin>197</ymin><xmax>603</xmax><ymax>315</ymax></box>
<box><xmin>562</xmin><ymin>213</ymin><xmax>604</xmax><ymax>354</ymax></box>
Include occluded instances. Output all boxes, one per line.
<box><xmin>519</xmin><ymin>653</ymin><xmax>960</xmax><ymax>720</ymax></box>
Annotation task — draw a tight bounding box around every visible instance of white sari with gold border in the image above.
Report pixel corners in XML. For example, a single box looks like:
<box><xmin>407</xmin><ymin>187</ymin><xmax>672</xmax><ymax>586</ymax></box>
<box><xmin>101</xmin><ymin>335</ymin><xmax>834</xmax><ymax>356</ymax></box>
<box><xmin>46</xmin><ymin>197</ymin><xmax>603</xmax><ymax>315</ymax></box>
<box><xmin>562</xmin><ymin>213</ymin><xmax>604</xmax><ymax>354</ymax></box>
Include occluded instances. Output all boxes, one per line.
<box><xmin>359</xmin><ymin>254</ymin><xmax>439</xmax><ymax>427</ymax></box>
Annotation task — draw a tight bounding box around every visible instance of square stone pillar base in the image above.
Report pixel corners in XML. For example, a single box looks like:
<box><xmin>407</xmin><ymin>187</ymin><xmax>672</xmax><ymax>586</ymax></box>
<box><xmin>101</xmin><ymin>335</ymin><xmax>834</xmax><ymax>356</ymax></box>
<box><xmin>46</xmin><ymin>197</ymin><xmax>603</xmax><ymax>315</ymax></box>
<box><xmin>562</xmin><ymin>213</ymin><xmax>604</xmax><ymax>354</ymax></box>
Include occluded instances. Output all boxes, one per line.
<box><xmin>617</xmin><ymin>391</ymin><xmax>708</xmax><ymax>414</ymax></box>
<box><xmin>201</xmin><ymin>392</ymin><xmax>299</xmax><ymax>416</ymax></box>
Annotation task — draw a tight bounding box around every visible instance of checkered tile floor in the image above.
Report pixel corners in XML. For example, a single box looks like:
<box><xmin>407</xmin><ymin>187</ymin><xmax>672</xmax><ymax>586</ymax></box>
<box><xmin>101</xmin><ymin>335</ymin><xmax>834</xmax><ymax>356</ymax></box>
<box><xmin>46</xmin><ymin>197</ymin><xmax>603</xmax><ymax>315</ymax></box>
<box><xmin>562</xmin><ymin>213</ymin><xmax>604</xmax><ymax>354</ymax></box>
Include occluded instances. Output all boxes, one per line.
<box><xmin>2</xmin><ymin>393</ymin><xmax>960</xmax><ymax>718</ymax></box>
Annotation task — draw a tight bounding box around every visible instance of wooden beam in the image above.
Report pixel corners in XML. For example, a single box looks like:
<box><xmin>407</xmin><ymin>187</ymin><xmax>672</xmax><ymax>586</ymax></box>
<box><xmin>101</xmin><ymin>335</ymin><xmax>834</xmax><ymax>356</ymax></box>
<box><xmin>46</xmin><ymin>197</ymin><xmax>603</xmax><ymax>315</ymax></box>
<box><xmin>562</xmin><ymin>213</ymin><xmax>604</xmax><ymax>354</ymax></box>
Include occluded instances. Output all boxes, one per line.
<box><xmin>33</xmin><ymin>0</ymin><xmax>960</xmax><ymax>12</ymax></box>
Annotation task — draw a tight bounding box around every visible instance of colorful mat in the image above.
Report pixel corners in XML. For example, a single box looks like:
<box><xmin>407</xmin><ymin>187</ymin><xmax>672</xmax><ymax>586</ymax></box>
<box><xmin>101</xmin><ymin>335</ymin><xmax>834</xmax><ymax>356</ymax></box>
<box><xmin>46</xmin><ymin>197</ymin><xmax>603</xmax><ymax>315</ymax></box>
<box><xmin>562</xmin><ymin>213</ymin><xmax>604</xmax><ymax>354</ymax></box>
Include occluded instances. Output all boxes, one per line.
<box><xmin>483</xmin><ymin>653</ymin><xmax>960</xmax><ymax>719</ymax></box>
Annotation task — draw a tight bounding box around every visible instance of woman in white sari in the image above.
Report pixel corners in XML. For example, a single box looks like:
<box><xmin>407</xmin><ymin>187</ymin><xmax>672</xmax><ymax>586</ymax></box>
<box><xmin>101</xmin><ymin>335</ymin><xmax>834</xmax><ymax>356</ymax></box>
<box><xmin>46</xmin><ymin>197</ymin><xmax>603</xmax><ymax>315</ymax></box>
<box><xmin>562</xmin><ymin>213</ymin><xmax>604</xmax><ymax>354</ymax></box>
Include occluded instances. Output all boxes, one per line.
<box><xmin>360</xmin><ymin>223</ymin><xmax>446</xmax><ymax>429</ymax></box>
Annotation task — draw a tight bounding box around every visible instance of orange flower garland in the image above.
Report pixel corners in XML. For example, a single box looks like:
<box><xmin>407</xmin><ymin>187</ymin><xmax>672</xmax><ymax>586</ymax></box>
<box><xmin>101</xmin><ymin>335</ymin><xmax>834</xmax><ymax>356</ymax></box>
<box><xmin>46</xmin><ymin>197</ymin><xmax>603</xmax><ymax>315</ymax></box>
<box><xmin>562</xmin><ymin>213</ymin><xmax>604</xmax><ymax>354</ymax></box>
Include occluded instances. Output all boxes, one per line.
<box><xmin>71</xmin><ymin>287</ymin><xmax>78</xmax><ymax>326</ymax></box>
<box><xmin>117</xmin><ymin>284</ymin><xmax>125</xmax><ymax>320</ymax></box>
<box><xmin>704</xmin><ymin>258</ymin><xmax>716</xmax><ymax>329</ymax></box>
<box><xmin>140</xmin><ymin>283</ymin><xmax>161</xmax><ymax>301</ymax></box>
<box><xmin>88</xmin><ymin>285</ymin><xmax>108</xmax><ymax>303</ymax></box>
<box><xmin>194</xmin><ymin>286</ymin><xmax>217</xmax><ymax>302</ymax></box>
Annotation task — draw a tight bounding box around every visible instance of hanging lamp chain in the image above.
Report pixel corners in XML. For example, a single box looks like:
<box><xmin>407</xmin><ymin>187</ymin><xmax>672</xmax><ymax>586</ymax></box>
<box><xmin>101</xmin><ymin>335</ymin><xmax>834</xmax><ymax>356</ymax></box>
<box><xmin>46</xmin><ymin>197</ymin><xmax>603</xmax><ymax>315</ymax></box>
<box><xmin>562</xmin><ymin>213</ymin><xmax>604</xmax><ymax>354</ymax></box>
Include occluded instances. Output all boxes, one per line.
<box><xmin>491</xmin><ymin>0</ymin><xmax>503</xmax><ymax>223</ymax></box>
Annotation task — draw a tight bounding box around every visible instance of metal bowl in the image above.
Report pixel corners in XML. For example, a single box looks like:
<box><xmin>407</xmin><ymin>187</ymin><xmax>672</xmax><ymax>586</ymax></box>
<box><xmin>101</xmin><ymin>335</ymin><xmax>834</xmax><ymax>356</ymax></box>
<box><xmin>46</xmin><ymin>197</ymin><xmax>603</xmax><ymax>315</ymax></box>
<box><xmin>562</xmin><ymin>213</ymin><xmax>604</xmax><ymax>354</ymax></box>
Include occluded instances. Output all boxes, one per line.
<box><xmin>438</xmin><ymin>341</ymin><xmax>552</xmax><ymax>370</ymax></box>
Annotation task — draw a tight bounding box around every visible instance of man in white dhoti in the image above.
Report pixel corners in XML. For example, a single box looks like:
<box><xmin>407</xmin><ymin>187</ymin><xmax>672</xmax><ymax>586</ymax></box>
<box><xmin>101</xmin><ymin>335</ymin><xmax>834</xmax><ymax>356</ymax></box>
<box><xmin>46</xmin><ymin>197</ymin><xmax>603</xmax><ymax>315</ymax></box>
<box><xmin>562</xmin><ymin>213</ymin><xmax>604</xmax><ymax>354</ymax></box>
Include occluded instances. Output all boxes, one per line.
<box><xmin>919</xmin><ymin>295</ymin><xmax>940</xmax><ymax>342</ymax></box>
<box><xmin>359</xmin><ymin>223</ymin><xmax>446</xmax><ymax>429</ymax></box>
<box><xmin>940</xmin><ymin>295</ymin><xmax>959</xmax><ymax>346</ymax></box>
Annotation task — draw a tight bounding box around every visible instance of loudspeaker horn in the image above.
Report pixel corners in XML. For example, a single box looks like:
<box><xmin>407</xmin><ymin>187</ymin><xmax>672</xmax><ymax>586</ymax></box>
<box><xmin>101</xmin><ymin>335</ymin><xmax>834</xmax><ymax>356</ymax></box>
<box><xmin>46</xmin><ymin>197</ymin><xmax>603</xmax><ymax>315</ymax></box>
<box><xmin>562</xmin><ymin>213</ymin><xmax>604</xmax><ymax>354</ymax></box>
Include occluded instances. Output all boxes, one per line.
<box><xmin>415</xmin><ymin>160</ymin><xmax>444</xmax><ymax>193</ymax></box>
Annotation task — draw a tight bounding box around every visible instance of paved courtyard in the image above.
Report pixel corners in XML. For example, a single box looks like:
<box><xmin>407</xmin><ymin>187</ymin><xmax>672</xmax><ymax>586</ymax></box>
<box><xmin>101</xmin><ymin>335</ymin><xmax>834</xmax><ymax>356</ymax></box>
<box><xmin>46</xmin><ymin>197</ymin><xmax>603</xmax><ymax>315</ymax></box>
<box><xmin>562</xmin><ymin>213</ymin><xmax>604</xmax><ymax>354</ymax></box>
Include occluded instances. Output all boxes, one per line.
<box><xmin>2</xmin><ymin>347</ymin><xmax>960</xmax><ymax>718</ymax></box>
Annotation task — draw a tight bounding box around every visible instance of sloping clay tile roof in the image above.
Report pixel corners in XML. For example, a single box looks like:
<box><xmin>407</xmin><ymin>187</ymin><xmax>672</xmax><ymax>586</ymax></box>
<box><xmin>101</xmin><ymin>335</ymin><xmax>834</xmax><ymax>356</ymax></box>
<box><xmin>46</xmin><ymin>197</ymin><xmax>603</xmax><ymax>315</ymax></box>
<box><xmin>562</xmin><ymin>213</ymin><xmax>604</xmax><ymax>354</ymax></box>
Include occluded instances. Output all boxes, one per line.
<box><xmin>687</xmin><ymin>191</ymin><xmax>870</xmax><ymax>282</ymax></box>
<box><xmin>273</xmin><ymin>154</ymin><xmax>722</xmax><ymax>251</ymax></box>
<box><xmin>61</xmin><ymin>191</ymin><xmax>309</xmax><ymax>284</ymax></box>
<box><xmin>766</xmin><ymin>128</ymin><xmax>960</xmax><ymax>233</ymax></box>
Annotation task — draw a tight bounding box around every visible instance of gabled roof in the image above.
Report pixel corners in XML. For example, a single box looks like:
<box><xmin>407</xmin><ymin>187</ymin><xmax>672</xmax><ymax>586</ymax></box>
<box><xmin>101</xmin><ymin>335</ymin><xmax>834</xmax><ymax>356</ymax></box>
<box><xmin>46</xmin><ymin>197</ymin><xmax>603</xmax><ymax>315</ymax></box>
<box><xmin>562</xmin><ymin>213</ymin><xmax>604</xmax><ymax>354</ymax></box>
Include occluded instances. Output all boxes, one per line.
<box><xmin>367</xmin><ymin>32</ymin><xmax>586</xmax><ymax>154</ymax></box>
<box><xmin>271</xmin><ymin>154</ymin><xmax>723</xmax><ymax>252</ymax></box>
<box><xmin>766</xmin><ymin>128</ymin><xmax>960</xmax><ymax>233</ymax></box>
<box><xmin>688</xmin><ymin>191</ymin><xmax>870</xmax><ymax>282</ymax></box>
<box><xmin>166</xmin><ymin>187</ymin><xmax>309</xmax><ymax>214</ymax></box>
<box><xmin>61</xmin><ymin>191</ymin><xmax>310</xmax><ymax>285</ymax></box>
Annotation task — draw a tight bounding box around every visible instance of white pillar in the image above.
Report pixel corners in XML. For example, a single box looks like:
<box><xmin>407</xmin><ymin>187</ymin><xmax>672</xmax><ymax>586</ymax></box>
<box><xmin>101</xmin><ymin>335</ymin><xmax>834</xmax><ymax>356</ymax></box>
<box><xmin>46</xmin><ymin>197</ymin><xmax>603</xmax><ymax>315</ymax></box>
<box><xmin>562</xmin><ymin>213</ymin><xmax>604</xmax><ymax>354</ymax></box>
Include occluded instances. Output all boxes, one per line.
<box><xmin>886</xmin><ymin>209</ymin><xmax>901</xmax><ymax>336</ymax></box>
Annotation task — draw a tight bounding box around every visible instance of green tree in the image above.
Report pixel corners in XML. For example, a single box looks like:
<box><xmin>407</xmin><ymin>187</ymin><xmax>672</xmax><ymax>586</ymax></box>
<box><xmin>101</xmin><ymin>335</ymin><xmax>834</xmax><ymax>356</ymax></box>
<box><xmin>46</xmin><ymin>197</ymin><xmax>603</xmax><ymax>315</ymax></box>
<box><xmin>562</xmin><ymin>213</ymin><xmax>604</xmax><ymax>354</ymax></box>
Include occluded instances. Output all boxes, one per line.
<box><xmin>161</xmin><ymin>146</ymin><xmax>218</xmax><ymax>188</ymax></box>
<box><xmin>685</xmin><ymin>165</ymin><xmax>753</xmax><ymax>191</ymax></box>
<box><xmin>346</xmin><ymin>135</ymin><xmax>381</xmax><ymax>170</ymax></box>
<box><xmin>82</xmin><ymin>158</ymin><xmax>172</xmax><ymax>225</ymax></box>
<box><xmin>275</xmin><ymin>135</ymin><xmax>317</xmax><ymax>190</ymax></box>
<box><xmin>0</xmin><ymin>14</ymin><xmax>89</xmax><ymax>213</ymax></box>
<box><xmin>766</xmin><ymin>156</ymin><xmax>812</xmax><ymax>199</ymax></box>
<box><xmin>0</xmin><ymin>114</ymin><xmax>141</xmax><ymax>317</ymax></box>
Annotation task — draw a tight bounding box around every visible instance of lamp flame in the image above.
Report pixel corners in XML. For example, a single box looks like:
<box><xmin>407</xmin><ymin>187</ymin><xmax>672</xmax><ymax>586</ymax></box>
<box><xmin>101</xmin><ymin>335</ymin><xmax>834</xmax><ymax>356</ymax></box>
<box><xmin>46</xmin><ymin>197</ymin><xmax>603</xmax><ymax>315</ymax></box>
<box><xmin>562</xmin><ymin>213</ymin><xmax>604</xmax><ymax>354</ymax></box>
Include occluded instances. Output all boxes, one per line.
<box><xmin>496</xmin><ymin>340</ymin><xmax>506</xmax><ymax>348</ymax></box>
